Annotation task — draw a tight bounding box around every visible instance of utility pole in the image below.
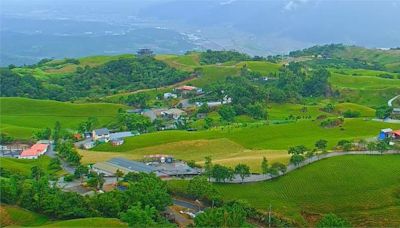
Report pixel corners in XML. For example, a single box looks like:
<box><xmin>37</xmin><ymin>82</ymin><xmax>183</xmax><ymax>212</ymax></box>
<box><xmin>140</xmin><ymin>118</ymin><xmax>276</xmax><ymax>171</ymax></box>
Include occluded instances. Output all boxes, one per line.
<box><xmin>268</xmin><ymin>203</ymin><xmax>272</xmax><ymax>228</ymax></box>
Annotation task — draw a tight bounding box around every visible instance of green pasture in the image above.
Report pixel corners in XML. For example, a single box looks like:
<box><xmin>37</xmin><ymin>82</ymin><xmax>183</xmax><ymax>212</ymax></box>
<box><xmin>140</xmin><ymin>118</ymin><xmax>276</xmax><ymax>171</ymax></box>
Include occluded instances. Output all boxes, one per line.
<box><xmin>191</xmin><ymin>65</ymin><xmax>240</xmax><ymax>87</ymax></box>
<box><xmin>0</xmin><ymin>156</ymin><xmax>55</xmax><ymax>176</ymax></box>
<box><xmin>329</xmin><ymin>67</ymin><xmax>398</xmax><ymax>77</ymax></box>
<box><xmin>237</xmin><ymin>61</ymin><xmax>281</xmax><ymax>75</ymax></box>
<box><xmin>94</xmin><ymin>118</ymin><xmax>398</xmax><ymax>152</ymax></box>
<box><xmin>330</xmin><ymin>73</ymin><xmax>400</xmax><ymax>90</ymax></box>
<box><xmin>0</xmin><ymin>97</ymin><xmax>127</xmax><ymax>139</ymax></box>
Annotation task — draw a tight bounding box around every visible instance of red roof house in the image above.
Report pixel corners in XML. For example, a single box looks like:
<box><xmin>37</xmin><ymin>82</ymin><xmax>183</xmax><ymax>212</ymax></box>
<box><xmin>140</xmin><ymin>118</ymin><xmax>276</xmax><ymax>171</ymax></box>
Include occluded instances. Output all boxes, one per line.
<box><xmin>19</xmin><ymin>144</ymin><xmax>48</xmax><ymax>159</ymax></box>
<box><xmin>392</xmin><ymin>130</ymin><xmax>400</xmax><ymax>139</ymax></box>
<box><xmin>176</xmin><ymin>85</ymin><xmax>197</xmax><ymax>91</ymax></box>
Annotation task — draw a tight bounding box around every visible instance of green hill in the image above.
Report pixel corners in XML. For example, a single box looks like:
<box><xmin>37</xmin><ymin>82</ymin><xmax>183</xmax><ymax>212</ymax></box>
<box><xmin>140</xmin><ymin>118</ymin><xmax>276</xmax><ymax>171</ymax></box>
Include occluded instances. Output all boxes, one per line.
<box><xmin>169</xmin><ymin>155</ymin><xmax>400</xmax><ymax>226</ymax></box>
<box><xmin>215</xmin><ymin>155</ymin><xmax>400</xmax><ymax>226</ymax></box>
<box><xmin>0</xmin><ymin>97</ymin><xmax>127</xmax><ymax>139</ymax></box>
<box><xmin>0</xmin><ymin>204</ymin><xmax>49</xmax><ymax>227</ymax></box>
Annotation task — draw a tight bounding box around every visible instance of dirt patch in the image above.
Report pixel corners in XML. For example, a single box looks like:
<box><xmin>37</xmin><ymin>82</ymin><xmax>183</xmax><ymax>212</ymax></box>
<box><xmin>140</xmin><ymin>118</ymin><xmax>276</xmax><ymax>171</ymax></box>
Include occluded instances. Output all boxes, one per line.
<box><xmin>301</xmin><ymin>210</ymin><xmax>322</xmax><ymax>226</ymax></box>
<box><xmin>0</xmin><ymin>205</ymin><xmax>14</xmax><ymax>227</ymax></box>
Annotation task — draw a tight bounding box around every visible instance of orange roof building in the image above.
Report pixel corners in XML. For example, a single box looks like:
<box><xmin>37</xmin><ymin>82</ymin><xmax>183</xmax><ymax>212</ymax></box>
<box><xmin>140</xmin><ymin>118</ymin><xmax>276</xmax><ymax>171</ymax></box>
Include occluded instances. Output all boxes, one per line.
<box><xmin>19</xmin><ymin>144</ymin><xmax>48</xmax><ymax>159</ymax></box>
<box><xmin>176</xmin><ymin>85</ymin><xmax>197</xmax><ymax>91</ymax></box>
<box><xmin>392</xmin><ymin>130</ymin><xmax>400</xmax><ymax>138</ymax></box>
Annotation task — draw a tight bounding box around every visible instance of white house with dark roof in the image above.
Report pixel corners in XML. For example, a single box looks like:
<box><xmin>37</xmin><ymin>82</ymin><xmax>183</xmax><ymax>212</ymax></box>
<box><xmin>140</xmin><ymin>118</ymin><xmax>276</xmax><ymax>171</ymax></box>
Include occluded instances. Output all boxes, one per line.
<box><xmin>92</xmin><ymin>128</ymin><xmax>110</xmax><ymax>142</ymax></box>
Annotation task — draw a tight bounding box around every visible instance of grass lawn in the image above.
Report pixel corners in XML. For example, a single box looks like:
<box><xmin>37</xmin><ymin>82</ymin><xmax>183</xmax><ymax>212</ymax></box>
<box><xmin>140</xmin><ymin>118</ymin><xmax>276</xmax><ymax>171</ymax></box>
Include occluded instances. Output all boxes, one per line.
<box><xmin>40</xmin><ymin>218</ymin><xmax>128</xmax><ymax>227</ymax></box>
<box><xmin>0</xmin><ymin>204</ymin><xmax>49</xmax><ymax>227</ymax></box>
<box><xmin>168</xmin><ymin>155</ymin><xmax>400</xmax><ymax>227</ymax></box>
<box><xmin>0</xmin><ymin>156</ymin><xmax>57</xmax><ymax>176</ymax></box>
<box><xmin>0</xmin><ymin>97</ymin><xmax>127</xmax><ymax>139</ymax></box>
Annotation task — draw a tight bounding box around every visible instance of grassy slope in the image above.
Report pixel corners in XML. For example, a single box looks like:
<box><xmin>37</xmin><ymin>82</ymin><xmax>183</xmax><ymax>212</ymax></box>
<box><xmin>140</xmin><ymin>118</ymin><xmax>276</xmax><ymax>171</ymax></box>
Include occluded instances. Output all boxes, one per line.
<box><xmin>93</xmin><ymin>118</ymin><xmax>398</xmax><ymax>154</ymax></box>
<box><xmin>0</xmin><ymin>97</ymin><xmax>127</xmax><ymax>139</ymax></box>
<box><xmin>40</xmin><ymin>218</ymin><xmax>128</xmax><ymax>227</ymax></box>
<box><xmin>0</xmin><ymin>156</ymin><xmax>54</xmax><ymax>176</ymax></box>
<box><xmin>168</xmin><ymin>155</ymin><xmax>400</xmax><ymax>227</ymax></box>
<box><xmin>329</xmin><ymin>73</ymin><xmax>400</xmax><ymax>107</ymax></box>
<box><xmin>0</xmin><ymin>204</ymin><xmax>49</xmax><ymax>227</ymax></box>
<box><xmin>12</xmin><ymin>54</ymin><xmax>135</xmax><ymax>78</ymax></box>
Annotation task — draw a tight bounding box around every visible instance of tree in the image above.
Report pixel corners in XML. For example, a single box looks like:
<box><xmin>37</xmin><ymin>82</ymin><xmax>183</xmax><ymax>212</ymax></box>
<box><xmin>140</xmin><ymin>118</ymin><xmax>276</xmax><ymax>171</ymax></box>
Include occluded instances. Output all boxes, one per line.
<box><xmin>322</xmin><ymin>103</ymin><xmax>335</xmax><ymax>113</ymax></box>
<box><xmin>194</xmin><ymin>201</ymin><xmax>248</xmax><ymax>227</ymax></box>
<box><xmin>74</xmin><ymin>165</ymin><xmax>89</xmax><ymax>183</ymax></box>
<box><xmin>234</xmin><ymin>164</ymin><xmax>251</xmax><ymax>183</ymax></box>
<box><xmin>290</xmin><ymin>154</ymin><xmax>305</xmax><ymax>166</ymax></box>
<box><xmin>31</xmin><ymin>166</ymin><xmax>44</xmax><ymax>180</ymax></box>
<box><xmin>204</xmin><ymin>117</ymin><xmax>214</xmax><ymax>129</ymax></box>
<box><xmin>375</xmin><ymin>105</ymin><xmax>393</xmax><ymax>119</ymax></box>
<box><xmin>367</xmin><ymin>142</ymin><xmax>377</xmax><ymax>151</ymax></box>
<box><xmin>261</xmin><ymin>157</ymin><xmax>269</xmax><ymax>175</ymax></box>
<box><xmin>115</xmin><ymin>169</ymin><xmax>124</xmax><ymax>182</ymax></box>
<box><xmin>53</xmin><ymin>121</ymin><xmax>61</xmax><ymax>146</ymax></box>
<box><xmin>315</xmin><ymin>139</ymin><xmax>328</xmax><ymax>152</ymax></box>
<box><xmin>33</xmin><ymin>128</ymin><xmax>51</xmax><ymax>140</ymax></box>
<box><xmin>204</xmin><ymin>156</ymin><xmax>213</xmax><ymax>181</ymax></box>
<box><xmin>198</xmin><ymin>103</ymin><xmax>210</xmax><ymax>113</ymax></box>
<box><xmin>48</xmin><ymin>158</ymin><xmax>61</xmax><ymax>171</ymax></box>
<box><xmin>187</xmin><ymin>176</ymin><xmax>221</xmax><ymax>206</ymax></box>
<box><xmin>125</xmin><ymin>173</ymin><xmax>171</xmax><ymax>211</ymax></box>
<box><xmin>0</xmin><ymin>133</ymin><xmax>14</xmax><ymax>145</ymax></box>
<box><xmin>218</xmin><ymin>105</ymin><xmax>236</xmax><ymax>122</ymax></box>
<box><xmin>288</xmin><ymin>145</ymin><xmax>308</xmax><ymax>155</ymax></box>
<box><xmin>211</xmin><ymin>164</ymin><xmax>234</xmax><ymax>183</ymax></box>
<box><xmin>269</xmin><ymin>162</ymin><xmax>287</xmax><ymax>175</ymax></box>
<box><xmin>120</xmin><ymin>203</ymin><xmax>158</xmax><ymax>227</ymax></box>
<box><xmin>376</xmin><ymin>140</ymin><xmax>390</xmax><ymax>154</ymax></box>
<box><xmin>316</xmin><ymin>213</ymin><xmax>350</xmax><ymax>227</ymax></box>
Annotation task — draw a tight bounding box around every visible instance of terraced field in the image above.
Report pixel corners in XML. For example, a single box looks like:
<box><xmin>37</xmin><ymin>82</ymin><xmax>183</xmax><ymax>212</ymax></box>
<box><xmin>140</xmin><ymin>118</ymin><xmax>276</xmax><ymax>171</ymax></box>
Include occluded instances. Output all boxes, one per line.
<box><xmin>168</xmin><ymin>155</ymin><xmax>400</xmax><ymax>227</ymax></box>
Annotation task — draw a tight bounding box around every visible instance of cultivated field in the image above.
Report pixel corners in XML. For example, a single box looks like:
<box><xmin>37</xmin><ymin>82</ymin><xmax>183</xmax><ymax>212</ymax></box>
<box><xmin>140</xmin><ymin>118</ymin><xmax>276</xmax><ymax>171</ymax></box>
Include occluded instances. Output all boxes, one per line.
<box><xmin>168</xmin><ymin>155</ymin><xmax>400</xmax><ymax>227</ymax></box>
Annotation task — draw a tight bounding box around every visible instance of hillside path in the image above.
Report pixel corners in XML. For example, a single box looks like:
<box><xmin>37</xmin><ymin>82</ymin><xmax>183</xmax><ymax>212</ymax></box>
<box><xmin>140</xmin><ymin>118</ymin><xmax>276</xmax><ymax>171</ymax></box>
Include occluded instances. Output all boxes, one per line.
<box><xmin>213</xmin><ymin>150</ymin><xmax>400</xmax><ymax>184</ymax></box>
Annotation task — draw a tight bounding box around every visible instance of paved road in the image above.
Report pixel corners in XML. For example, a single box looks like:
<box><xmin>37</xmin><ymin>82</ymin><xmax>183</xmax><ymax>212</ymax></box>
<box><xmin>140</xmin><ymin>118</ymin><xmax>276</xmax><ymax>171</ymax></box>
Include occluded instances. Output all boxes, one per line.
<box><xmin>388</xmin><ymin>95</ymin><xmax>400</xmax><ymax>107</ymax></box>
<box><xmin>46</xmin><ymin>143</ymin><xmax>75</xmax><ymax>174</ymax></box>
<box><xmin>214</xmin><ymin>150</ymin><xmax>400</xmax><ymax>184</ymax></box>
<box><xmin>173</xmin><ymin>198</ymin><xmax>203</xmax><ymax>212</ymax></box>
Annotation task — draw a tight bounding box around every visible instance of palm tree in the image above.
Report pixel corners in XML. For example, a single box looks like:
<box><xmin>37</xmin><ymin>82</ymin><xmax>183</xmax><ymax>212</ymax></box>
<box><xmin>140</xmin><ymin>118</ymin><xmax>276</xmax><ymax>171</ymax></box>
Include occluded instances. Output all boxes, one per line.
<box><xmin>115</xmin><ymin>169</ymin><xmax>124</xmax><ymax>182</ymax></box>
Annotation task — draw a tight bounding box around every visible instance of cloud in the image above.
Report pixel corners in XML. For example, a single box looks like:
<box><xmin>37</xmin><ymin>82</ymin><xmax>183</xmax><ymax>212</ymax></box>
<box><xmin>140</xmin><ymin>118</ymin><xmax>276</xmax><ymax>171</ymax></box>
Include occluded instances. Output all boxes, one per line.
<box><xmin>283</xmin><ymin>0</ymin><xmax>310</xmax><ymax>11</ymax></box>
<box><xmin>220</xmin><ymin>0</ymin><xmax>237</xmax><ymax>5</ymax></box>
